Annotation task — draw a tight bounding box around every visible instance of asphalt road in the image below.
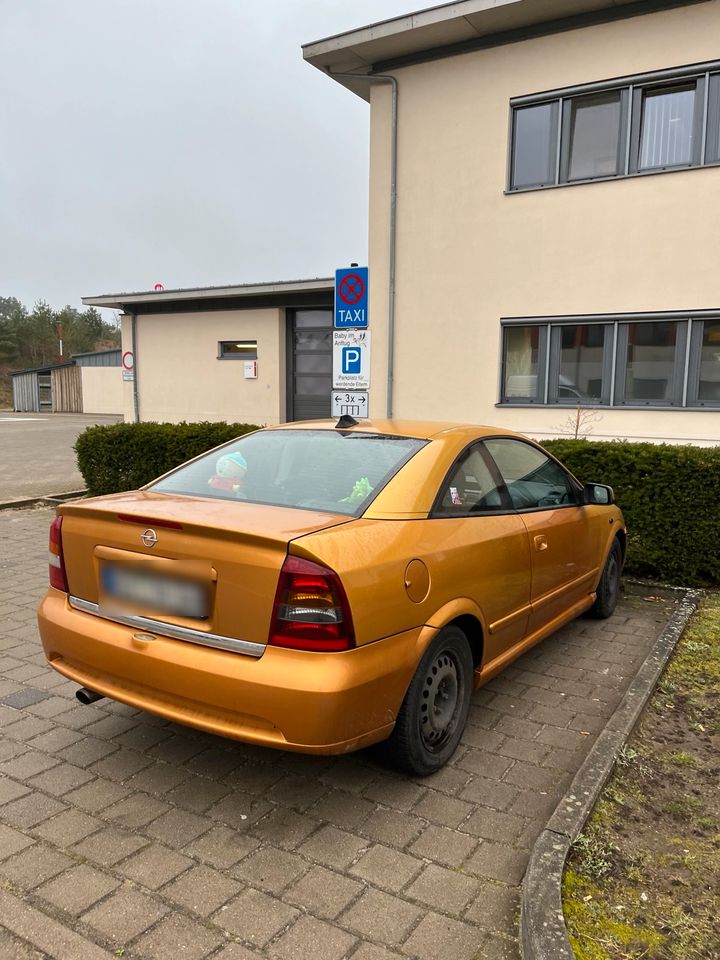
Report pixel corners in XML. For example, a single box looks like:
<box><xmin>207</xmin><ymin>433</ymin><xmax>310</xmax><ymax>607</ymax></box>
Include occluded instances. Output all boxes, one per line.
<box><xmin>0</xmin><ymin>413</ymin><xmax>122</xmax><ymax>502</ymax></box>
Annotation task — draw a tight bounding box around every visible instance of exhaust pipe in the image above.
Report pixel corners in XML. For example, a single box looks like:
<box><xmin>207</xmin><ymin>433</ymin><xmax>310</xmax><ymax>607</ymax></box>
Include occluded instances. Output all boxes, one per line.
<box><xmin>76</xmin><ymin>687</ymin><xmax>105</xmax><ymax>705</ymax></box>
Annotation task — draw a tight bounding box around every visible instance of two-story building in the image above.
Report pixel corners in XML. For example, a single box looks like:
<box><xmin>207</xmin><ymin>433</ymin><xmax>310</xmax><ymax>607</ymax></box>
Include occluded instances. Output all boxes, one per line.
<box><xmin>304</xmin><ymin>0</ymin><xmax>720</xmax><ymax>444</ymax></box>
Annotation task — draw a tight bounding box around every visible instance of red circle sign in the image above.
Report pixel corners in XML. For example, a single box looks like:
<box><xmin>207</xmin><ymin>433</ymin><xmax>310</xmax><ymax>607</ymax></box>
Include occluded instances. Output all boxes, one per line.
<box><xmin>122</xmin><ymin>351</ymin><xmax>134</xmax><ymax>371</ymax></box>
<box><xmin>338</xmin><ymin>273</ymin><xmax>365</xmax><ymax>305</ymax></box>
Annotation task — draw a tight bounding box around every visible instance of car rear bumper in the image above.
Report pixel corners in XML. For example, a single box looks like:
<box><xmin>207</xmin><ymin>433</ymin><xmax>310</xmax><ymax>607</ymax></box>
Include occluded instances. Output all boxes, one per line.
<box><xmin>38</xmin><ymin>588</ymin><xmax>426</xmax><ymax>754</ymax></box>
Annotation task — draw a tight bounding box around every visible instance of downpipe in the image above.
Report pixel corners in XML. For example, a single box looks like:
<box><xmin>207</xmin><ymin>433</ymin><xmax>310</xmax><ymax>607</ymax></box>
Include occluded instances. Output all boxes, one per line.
<box><xmin>327</xmin><ymin>69</ymin><xmax>398</xmax><ymax>417</ymax></box>
<box><xmin>76</xmin><ymin>686</ymin><xmax>105</xmax><ymax>705</ymax></box>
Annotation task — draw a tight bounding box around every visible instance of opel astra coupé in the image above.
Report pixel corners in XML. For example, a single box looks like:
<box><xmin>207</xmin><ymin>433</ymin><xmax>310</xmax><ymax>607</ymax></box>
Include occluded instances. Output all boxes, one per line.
<box><xmin>38</xmin><ymin>420</ymin><xmax>625</xmax><ymax>775</ymax></box>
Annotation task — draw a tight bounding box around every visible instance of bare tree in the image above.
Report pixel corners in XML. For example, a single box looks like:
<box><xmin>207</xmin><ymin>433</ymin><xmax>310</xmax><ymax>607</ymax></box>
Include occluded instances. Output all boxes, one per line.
<box><xmin>554</xmin><ymin>406</ymin><xmax>604</xmax><ymax>439</ymax></box>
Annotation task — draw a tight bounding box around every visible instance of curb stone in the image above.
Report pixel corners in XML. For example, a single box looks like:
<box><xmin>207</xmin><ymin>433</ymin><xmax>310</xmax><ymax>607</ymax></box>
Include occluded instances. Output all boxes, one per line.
<box><xmin>520</xmin><ymin>586</ymin><xmax>702</xmax><ymax>960</ymax></box>
<box><xmin>0</xmin><ymin>490</ymin><xmax>85</xmax><ymax>511</ymax></box>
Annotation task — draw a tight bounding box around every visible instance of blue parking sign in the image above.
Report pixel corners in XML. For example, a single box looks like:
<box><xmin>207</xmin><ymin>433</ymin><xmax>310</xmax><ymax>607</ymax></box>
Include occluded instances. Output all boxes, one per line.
<box><xmin>335</xmin><ymin>267</ymin><xmax>368</xmax><ymax>328</ymax></box>
<box><xmin>333</xmin><ymin>330</ymin><xmax>371</xmax><ymax>390</ymax></box>
<box><xmin>341</xmin><ymin>346</ymin><xmax>362</xmax><ymax>374</ymax></box>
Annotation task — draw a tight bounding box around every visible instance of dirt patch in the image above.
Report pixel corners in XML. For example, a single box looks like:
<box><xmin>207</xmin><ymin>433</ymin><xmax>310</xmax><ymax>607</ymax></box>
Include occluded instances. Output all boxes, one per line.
<box><xmin>563</xmin><ymin>591</ymin><xmax>720</xmax><ymax>960</ymax></box>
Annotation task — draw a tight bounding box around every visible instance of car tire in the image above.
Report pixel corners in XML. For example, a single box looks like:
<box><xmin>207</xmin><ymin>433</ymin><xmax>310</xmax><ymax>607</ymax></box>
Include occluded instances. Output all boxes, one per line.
<box><xmin>383</xmin><ymin>625</ymin><xmax>474</xmax><ymax>776</ymax></box>
<box><xmin>587</xmin><ymin>539</ymin><xmax>622</xmax><ymax>619</ymax></box>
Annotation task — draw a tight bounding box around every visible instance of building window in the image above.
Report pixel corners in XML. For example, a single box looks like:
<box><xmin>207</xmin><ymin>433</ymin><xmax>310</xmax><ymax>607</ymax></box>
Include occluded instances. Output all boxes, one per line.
<box><xmin>500</xmin><ymin>314</ymin><xmax>717</xmax><ymax>409</ymax></box>
<box><xmin>549</xmin><ymin>323</ymin><xmax>612</xmax><ymax>404</ymax></box>
<box><xmin>688</xmin><ymin>319</ymin><xmax>720</xmax><ymax>405</ymax></box>
<box><xmin>563</xmin><ymin>91</ymin><xmax>625</xmax><ymax>181</ymax></box>
<box><xmin>501</xmin><ymin>325</ymin><xmax>547</xmax><ymax>402</ymax></box>
<box><xmin>511</xmin><ymin>102</ymin><xmax>558</xmax><ymax>189</ymax></box>
<box><xmin>705</xmin><ymin>74</ymin><xmax>720</xmax><ymax>163</ymax></box>
<box><xmin>509</xmin><ymin>62</ymin><xmax>718</xmax><ymax>191</ymax></box>
<box><xmin>615</xmin><ymin>321</ymin><xmax>686</xmax><ymax>405</ymax></box>
<box><xmin>635</xmin><ymin>83</ymin><xmax>700</xmax><ymax>171</ymax></box>
<box><xmin>218</xmin><ymin>340</ymin><xmax>257</xmax><ymax>360</ymax></box>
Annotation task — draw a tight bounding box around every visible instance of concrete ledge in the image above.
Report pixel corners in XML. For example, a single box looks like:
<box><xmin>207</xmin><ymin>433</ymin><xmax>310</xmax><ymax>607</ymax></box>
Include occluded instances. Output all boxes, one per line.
<box><xmin>0</xmin><ymin>490</ymin><xmax>85</xmax><ymax>511</ymax></box>
<box><xmin>520</xmin><ymin>587</ymin><xmax>702</xmax><ymax>960</ymax></box>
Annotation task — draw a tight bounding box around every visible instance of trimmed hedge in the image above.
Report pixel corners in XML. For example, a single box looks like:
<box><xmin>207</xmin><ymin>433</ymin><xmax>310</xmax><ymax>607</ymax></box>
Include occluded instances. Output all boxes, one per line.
<box><xmin>75</xmin><ymin>425</ymin><xmax>719</xmax><ymax>586</ymax></box>
<box><xmin>542</xmin><ymin>439</ymin><xmax>720</xmax><ymax>587</ymax></box>
<box><xmin>75</xmin><ymin>421</ymin><xmax>260</xmax><ymax>497</ymax></box>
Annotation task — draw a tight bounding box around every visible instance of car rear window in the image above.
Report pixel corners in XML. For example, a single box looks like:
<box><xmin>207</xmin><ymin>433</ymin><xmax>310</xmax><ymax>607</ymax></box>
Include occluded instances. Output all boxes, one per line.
<box><xmin>149</xmin><ymin>429</ymin><xmax>428</xmax><ymax>516</ymax></box>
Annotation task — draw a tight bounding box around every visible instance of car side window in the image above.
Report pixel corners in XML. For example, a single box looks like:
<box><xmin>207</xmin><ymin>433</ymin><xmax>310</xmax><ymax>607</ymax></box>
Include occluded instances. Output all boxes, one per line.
<box><xmin>483</xmin><ymin>438</ymin><xmax>578</xmax><ymax>510</ymax></box>
<box><xmin>435</xmin><ymin>445</ymin><xmax>507</xmax><ymax>515</ymax></box>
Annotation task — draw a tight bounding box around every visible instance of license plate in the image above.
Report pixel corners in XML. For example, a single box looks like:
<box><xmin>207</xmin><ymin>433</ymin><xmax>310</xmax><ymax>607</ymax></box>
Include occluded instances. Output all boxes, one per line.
<box><xmin>101</xmin><ymin>565</ymin><xmax>209</xmax><ymax>619</ymax></box>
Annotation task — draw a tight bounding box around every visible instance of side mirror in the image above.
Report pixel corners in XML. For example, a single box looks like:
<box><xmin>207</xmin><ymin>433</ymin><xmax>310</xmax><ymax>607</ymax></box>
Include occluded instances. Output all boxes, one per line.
<box><xmin>583</xmin><ymin>483</ymin><xmax>614</xmax><ymax>505</ymax></box>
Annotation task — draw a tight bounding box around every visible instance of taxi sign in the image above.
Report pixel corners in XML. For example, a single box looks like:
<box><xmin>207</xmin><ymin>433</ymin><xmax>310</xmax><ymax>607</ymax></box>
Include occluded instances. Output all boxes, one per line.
<box><xmin>335</xmin><ymin>267</ymin><xmax>368</xmax><ymax>328</ymax></box>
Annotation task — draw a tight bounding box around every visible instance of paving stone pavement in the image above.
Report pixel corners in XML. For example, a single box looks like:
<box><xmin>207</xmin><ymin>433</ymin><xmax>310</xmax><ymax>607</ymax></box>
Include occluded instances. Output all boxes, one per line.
<box><xmin>0</xmin><ymin>507</ymin><xmax>679</xmax><ymax>960</ymax></box>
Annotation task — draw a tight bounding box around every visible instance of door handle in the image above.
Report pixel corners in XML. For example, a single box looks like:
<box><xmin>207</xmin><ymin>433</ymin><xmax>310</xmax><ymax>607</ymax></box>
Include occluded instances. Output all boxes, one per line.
<box><xmin>534</xmin><ymin>535</ymin><xmax>548</xmax><ymax>552</ymax></box>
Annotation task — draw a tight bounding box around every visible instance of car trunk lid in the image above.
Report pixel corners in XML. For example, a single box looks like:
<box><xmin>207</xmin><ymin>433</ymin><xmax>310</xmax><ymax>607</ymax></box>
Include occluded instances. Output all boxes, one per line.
<box><xmin>58</xmin><ymin>492</ymin><xmax>352</xmax><ymax>648</ymax></box>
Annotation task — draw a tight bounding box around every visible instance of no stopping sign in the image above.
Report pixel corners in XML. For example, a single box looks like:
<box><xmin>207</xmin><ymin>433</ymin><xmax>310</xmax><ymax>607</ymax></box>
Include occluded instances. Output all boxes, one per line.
<box><xmin>335</xmin><ymin>267</ymin><xmax>368</xmax><ymax>327</ymax></box>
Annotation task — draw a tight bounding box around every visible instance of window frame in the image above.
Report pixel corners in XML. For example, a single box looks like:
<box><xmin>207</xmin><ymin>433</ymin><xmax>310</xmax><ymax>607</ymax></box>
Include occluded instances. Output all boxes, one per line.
<box><xmin>547</xmin><ymin>322</ymin><xmax>614</xmax><ymax>406</ymax></box>
<box><xmin>614</xmin><ymin>320</ymin><xmax>688</xmax><ymax>407</ymax></box>
<box><xmin>559</xmin><ymin>88</ymin><xmax>629</xmax><ymax>183</ymax></box>
<box><xmin>430</xmin><ymin>441</ymin><xmax>514</xmax><ymax>518</ymax></box>
<box><xmin>628</xmin><ymin>77</ymin><xmax>705</xmax><ymax>175</ymax></box>
<box><xmin>482</xmin><ymin>437</ymin><xmax>583</xmax><ymax>513</ymax></box>
<box><xmin>511</xmin><ymin>100</ymin><xmax>560</xmax><ymax>190</ymax></box>
<box><xmin>705</xmin><ymin>74</ymin><xmax>720</xmax><ymax>164</ymax></box>
<box><xmin>687</xmin><ymin>318</ymin><xmax>720</xmax><ymax>407</ymax></box>
<box><xmin>500</xmin><ymin>324</ymin><xmax>549</xmax><ymax>405</ymax></box>
<box><xmin>508</xmin><ymin>60</ymin><xmax>720</xmax><ymax>193</ymax></box>
<box><xmin>218</xmin><ymin>340</ymin><xmax>258</xmax><ymax>361</ymax></box>
<box><xmin>499</xmin><ymin>312</ymin><xmax>720</xmax><ymax>410</ymax></box>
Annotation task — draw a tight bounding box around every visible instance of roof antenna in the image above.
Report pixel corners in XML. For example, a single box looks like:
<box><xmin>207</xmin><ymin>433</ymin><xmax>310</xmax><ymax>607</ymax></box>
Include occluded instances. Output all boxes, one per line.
<box><xmin>335</xmin><ymin>414</ymin><xmax>359</xmax><ymax>429</ymax></box>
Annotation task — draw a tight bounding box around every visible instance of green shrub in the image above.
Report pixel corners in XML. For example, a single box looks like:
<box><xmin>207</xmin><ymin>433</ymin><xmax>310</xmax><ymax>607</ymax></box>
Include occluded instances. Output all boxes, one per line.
<box><xmin>542</xmin><ymin>439</ymin><xmax>720</xmax><ymax>586</ymax></box>
<box><xmin>75</xmin><ymin>427</ymin><xmax>719</xmax><ymax>587</ymax></box>
<box><xmin>75</xmin><ymin>421</ymin><xmax>260</xmax><ymax>497</ymax></box>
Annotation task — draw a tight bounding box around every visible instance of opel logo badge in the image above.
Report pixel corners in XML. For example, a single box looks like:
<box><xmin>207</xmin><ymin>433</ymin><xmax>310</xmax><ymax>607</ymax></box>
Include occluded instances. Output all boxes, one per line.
<box><xmin>141</xmin><ymin>528</ymin><xmax>158</xmax><ymax>548</ymax></box>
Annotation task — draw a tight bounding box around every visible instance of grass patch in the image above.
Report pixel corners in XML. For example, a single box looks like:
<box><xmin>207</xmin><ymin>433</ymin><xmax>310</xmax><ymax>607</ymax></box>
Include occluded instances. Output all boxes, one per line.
<box><xmin>663</xmin><ymin>750</ymin><xmax>699</xmax><ymax>767</ymax></box>
<box><xmin>563</xmin><ymin>591</ymin><xmax>720</xmax><ymax>960</ymax></box>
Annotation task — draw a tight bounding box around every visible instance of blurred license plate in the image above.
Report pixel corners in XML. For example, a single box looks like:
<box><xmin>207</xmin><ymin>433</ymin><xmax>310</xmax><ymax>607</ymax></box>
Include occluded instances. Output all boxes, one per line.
<box><xmin>101</xmin><ymin>565</ymin><xmax>209</xmax><ymax>619</ymax></box>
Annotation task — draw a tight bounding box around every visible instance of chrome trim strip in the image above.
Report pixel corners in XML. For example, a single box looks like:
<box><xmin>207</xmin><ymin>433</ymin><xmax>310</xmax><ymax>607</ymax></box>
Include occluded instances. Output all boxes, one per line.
<box><xmin>68</xmin><ymin>596</ymin><xmax>266</xmax><ymax>659</ymax></box>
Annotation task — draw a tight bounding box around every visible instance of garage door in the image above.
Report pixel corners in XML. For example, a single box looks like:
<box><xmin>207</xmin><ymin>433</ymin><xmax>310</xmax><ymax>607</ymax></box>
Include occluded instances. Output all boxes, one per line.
<box><xmin>288</xmin><ymin>309</ymin><xmax>333</xmax><ymax>421</ymax></box>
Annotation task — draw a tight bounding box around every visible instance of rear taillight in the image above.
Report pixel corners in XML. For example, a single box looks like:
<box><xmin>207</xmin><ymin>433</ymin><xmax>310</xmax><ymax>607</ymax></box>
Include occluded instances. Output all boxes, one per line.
<box><xmin>48</xmin><ymin>516</ymin><xmax>69</xmax><ymax>592</ymax></box>
<box><xmin>269</xmin><ymin>555</ymin><xmax>355</xmax><ymax>652</ymax></box>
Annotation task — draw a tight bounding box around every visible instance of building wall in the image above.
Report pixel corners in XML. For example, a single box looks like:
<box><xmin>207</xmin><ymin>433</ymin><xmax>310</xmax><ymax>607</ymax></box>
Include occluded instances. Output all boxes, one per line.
<box><xmin>80</xmin><ymin>367</ymin><xmax>124</xmax><ymax>415</ymax></box>
<box><xmin>121</xmin><ymin>308</ymin><xmax>285</xmax><ymax>425</ymax></box>
<box><xmin>12</xmin><ymin>372</ymin><xmax>39</xmax><ymax>412</ymax></box>
<box><xmin>51</xmin><ymin>366</ymin><xmax>83</xmax><ymax>413</ymax></box>
<box><xmin>368</xmin><ymin>0</ymin><xmax>720</xmax><ymax>444</ymax></box>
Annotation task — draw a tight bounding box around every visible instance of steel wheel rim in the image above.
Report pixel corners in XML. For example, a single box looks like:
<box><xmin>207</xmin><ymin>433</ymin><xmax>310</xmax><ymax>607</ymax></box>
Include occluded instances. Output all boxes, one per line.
<box><xmin>606</xmin><ymin>551</ymin><xmax>619</xmax><ymax>602</ymax></box>
<box><xmin>419</xmin><ymin>650</ymin><xmax>463</xmax><ymax>752</ymax></box>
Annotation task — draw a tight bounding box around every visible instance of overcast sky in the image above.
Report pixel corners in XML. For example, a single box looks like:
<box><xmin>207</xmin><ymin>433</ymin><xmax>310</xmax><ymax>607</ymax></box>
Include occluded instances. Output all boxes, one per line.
<box><xmin>1</xmin><ymin>0</ymin><xmax>420</xmax><ymax>311</ymax></box>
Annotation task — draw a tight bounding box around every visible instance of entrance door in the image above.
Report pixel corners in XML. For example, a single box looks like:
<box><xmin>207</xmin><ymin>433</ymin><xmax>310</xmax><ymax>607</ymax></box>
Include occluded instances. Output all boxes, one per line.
<box><xmin>38</xmin><ymin>373</ymin><xmax>52</xmax><ymax>409</ymax></box>
<box><xmin>288</xmin><ymin>309</ymin><xmax>333</xmax><ymax>421</ymax></box>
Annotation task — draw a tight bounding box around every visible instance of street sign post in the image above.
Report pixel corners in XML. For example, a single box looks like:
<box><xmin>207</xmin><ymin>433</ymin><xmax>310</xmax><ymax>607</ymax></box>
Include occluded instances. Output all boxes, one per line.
<box><xmin>331</xmin><ymin>390</ymin><xmax>368</xmax><ymax>419</ymax></box>
<box><xmin>334</xmin><ymin>267</ymin><xmax>368</xmax><ymax>328</ymax></box>
<box><xmin>121</xmin><ymin>351</ymin><xmax>135</xmax><ymax>382</ymax></box>
<box><xmin>333</xmin><ymin>329</ymin><xmax>371</xmax><ymax>390</ymax></box>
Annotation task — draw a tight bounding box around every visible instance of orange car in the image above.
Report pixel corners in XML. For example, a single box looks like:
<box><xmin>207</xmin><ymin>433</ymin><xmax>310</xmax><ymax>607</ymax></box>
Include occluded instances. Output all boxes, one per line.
<box><xmin>38</xmin><ymin>419</ymin><xmax>625</xmax><ymax>775</ymax></box>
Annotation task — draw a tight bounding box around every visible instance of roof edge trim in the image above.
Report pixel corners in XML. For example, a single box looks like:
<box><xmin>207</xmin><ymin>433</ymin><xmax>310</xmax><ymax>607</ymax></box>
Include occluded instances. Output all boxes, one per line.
<box><xmin>371</xmin><ymin>0</ymin><xmax>705</xmax><ymax>74</ymax></box>
<box><xmin>82</xmin><ymin>278</ymin><xmax>335</xmax><ymax>310</ymax></box>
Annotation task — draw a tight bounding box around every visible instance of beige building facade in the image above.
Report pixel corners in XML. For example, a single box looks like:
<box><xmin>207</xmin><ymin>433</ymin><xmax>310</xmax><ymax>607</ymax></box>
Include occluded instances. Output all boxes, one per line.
<box><xmin>84</xmin><ymin>281</ymin><xmax>334</xmax><ymax>426</ymax></box>
<box><xmin>305</xmin><ymin>0</ymin><xmax>720</xmax><ymax>445</ymax></box>
<box><xmin>79</xmin><ymin>365</ymin><xmax>124</xmax><ymax>415</ymax></box>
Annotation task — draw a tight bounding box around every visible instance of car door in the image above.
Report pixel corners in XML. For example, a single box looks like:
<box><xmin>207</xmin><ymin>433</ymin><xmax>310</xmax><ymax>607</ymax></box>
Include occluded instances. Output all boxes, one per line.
<box><xmin>482</xmin><ymin>437</ymin><xmax>600</xmax><ymax>633</ymax></box>
<box><xmin>425</xmin><ymin>442</ymin><xmax>532</xmax><ymax>667</ymax></box>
